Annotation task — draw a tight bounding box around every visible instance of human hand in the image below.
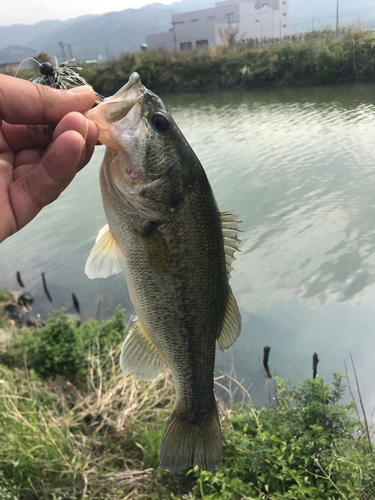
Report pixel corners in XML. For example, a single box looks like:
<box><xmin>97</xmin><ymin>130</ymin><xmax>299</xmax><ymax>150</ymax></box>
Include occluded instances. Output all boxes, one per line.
<box><xmin>0</xmin><ymin>74</ymin><xmax>100</xmax><ymax>243</ymax></box>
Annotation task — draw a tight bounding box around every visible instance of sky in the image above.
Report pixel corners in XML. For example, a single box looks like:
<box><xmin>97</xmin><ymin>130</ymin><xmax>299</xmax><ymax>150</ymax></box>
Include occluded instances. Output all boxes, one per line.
<box><xmin>2</xmin><ymin>0</ymin><xmax>177</xmax><ymax>27</ymax></box>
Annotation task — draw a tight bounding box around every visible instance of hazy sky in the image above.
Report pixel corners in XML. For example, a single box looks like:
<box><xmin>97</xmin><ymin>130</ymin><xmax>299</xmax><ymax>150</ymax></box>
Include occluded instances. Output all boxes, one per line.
<box><xmin>2</xmin><ymin>0</ymin><xmax>177</xmax><ymax>27</ymax></box>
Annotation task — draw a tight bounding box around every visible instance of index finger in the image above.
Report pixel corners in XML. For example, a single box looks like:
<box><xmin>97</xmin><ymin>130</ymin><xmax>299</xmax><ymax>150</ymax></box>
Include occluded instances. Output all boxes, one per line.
<box><xmin>0</xmin><ymin>74</ymin><xmax>96</xmax><ymax>126</ymax></box>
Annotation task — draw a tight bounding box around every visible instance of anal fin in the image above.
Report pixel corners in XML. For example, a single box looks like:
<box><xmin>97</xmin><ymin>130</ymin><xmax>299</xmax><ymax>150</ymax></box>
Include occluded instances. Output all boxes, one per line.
<box><xmin>120</xmin><ymin>321</ymin><xmax>165</xmax><ymax>381</ymax></box>
<box><xmin>217</xmin><ymin>285</ymin><xmax>242</xmax><ymax>351</ymax></box>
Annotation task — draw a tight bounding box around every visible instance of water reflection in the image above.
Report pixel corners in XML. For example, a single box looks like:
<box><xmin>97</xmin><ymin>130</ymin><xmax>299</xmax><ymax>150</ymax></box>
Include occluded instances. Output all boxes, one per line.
<box><xmin>1</xmin><ymin>83</ymin><xmax>375</xmax><ymax>415</ymax></box>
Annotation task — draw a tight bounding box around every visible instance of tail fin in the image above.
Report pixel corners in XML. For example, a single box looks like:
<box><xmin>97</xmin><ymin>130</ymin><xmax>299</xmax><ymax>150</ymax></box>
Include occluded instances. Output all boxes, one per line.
<box><xmin>159</xmin><ymin>408</ymin><xmax>222</xmax><ymax>474</ymax></box>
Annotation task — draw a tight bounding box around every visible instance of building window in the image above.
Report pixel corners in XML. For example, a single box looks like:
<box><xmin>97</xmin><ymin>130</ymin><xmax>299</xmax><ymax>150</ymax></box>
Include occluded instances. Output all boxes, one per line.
<box><xmin>180</xmin><ymin>42</ymin><xmax>192</xmax><ymax>50</ymax></box>
<box><xmin>207</xmin><ymin>15</ymin><xmax>215</xmax><ymax>19</ymax></box>
<box><xmin>255</xmin><ymin>19</ymin><xmax>259</xmax><ymax>22</ymax></box>
<box><xmin>175</xmin><ymin>21</ymin><xmax>184</xmax><ymax>24</ymax></box>
<box><xmin>196</xmin><ymin>39</ymin><xmax>209</xmax><ymax>47</ymax></box>
<box><xmin>282</xmin><ymin>1</ymin><xmax>286</xmax><ymax>3</ymax></box>
<box><xmin>283</xmin><ymin>12</ymin><xmax>286</xmax><ymax>16</ymax></box>
<box><xmin>225</xmin><ymin>12</ymin><xmax>234</xmax><ymax>16</ymax></box>
<box><xmin>283</xmin><ymin>24</ymin><xmax>286</xmax><ymax>27</ymax></box>
<box><xmin>262</xmin><ymin>3</ymin><xmax>269</xmax><ymax>6</ymax></box>
<box><xmin>191</xmin><ymin>18</ymin><xmax>199</xmax><ymax>22</ymax></box>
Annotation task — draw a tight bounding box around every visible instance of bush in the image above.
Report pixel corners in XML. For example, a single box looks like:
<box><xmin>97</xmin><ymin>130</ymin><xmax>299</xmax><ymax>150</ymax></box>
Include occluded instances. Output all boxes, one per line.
<box><xmin>1</xmin><ymin>307</ymin><xmax>127</xmax><ymax>381</ymax></box>
<box><xmin>0</xmin><ymin>302</ymin><xmax>374</xmax><ymax>498</ymax></box>
<box><xmin>315</xmin><ymin>39</ymin><xmax>348</xmax><ymax>81</ymax></box>
<box><xmin>77</xmin><ymin>27</ymin><xmax>375</xmax><ymax>94</ymax></box>
<box><xmin>187</xmin><ymin>375</ymin><xmax>375</xmax><ymax>499</ymax></box>
<box><xmin>0</xmin><ymin>290</ymin><xmax>10</xmax><ymax>302</ymax></box>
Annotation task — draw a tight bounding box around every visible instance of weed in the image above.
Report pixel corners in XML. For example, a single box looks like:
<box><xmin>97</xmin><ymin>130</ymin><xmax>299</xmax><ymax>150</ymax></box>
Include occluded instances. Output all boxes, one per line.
<box><xmin>0</xmin><ymin>305</ymin><xmax>374</xmax><ymax>499</ymax></box>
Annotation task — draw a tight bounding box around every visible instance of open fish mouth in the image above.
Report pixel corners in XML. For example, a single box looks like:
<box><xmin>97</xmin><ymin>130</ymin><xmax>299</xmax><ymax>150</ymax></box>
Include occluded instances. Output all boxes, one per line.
<box><xmin>84</xmin><ymin>72</ymin><xmax>147</xmax><ymax>149</ymax></box>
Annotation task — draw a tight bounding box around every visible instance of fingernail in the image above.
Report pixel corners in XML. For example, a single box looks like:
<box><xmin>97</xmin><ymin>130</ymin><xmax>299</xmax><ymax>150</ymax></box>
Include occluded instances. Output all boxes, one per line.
<box><xmin>68</xmin><ymin>85</ymin><xmax>93</xmax><ymax>94</ymax></box>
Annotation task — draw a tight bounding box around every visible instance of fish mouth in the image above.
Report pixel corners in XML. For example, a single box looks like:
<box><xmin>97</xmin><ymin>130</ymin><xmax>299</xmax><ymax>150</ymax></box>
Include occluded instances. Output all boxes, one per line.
<box><xmin>85</xmin><ymin>72</ymin><xmax>147</xmax><ymax>149</ymax></box>
<box><xmin>89</xmin><ymin>73</ymin><xmax>171</xmax><ymax>217</ymax></box>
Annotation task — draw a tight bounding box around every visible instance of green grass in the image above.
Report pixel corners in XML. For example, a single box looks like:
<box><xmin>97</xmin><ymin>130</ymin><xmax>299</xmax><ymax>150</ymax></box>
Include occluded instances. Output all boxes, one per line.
<box><xmin>0</xmin><ymin>298</ymin><xmax>374</xmax><ymax>499</ymax></box>
<box><xmin>10</xmin><ymin>26</ymin><xmax>375</xmax><ymax>96</ymax></box>
<box><xmin>83</xmin><ymin>26</ymin><xmax>375</xmax><ymax>94</ymax></box>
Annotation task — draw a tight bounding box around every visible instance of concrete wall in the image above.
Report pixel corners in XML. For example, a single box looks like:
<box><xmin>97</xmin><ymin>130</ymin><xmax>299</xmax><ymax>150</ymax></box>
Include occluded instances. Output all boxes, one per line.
<box><xmin>171</xmin><ymin>3</ymin><xmax>241</xmax><ymax>49</ymax></box>
<box><xmin>146</xmin><ymin>0</ymin><xmax>291</xmax><ymax>51</ymax></box>
<box><xmin>238</xmin><ymin>2</ymin><xmax>290</xmax><ymax>39</ymax></box>
<box><xmin>146</xmin><ymin>30</ymin><xmax>175</xmax><ymax>51</ymax></box>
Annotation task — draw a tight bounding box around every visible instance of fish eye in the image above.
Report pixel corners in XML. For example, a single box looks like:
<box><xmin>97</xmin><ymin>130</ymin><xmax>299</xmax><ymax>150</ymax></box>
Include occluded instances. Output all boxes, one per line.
<box><xmin>151</xmin><ymin>112</ymin><xmax>169</xmax><ymax>133</ymax></box>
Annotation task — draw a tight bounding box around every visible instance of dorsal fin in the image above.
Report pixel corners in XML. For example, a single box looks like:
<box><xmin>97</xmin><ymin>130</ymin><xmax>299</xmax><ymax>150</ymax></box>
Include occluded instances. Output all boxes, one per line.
<box><xmin>221</xmin><ymin>211</ymin><xmax>242</xmax><ymax>278</ymax></box>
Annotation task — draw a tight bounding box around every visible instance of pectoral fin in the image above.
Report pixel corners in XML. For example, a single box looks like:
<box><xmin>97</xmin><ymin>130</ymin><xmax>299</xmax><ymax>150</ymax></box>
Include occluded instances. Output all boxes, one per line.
<box><xmin>140</xmin><ymin>228</ymin><xmax>172</xmax><ymax>275</ymax></box>
<box><xmin>120</xmin><ymin>321</ymin><xmax>165</xmax><ymax>381</ymax></box>
<box><xmin>217</xmin><ymin>285</ymin><xmax>242</xmax><ymax>351</ymax></box>
<box><xmin>85</xmin><ymin>224</ymin><xmax>125</xmax><ymax>279</ymax></box>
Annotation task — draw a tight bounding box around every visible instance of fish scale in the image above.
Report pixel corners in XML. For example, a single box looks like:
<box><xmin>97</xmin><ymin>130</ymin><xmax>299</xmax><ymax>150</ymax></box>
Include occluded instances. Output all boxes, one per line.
<box><xmin>84</xmin><ymin>72</ymin><xmax>242</xmax><ymax>473</ymax></box>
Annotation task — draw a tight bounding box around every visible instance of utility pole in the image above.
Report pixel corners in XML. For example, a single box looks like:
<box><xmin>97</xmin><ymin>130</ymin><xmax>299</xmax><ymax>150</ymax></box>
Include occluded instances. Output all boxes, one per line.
<box><xmin>279</xmin><ymin>18</ymin><xmax>282</xmax><ymax>40</ymax></box>
<box><xmin>67</xmin><ymin>44</ymin><xmax>73</xmax><ymax>59</ymax></box>
<box><xmin>105</xmin><ymin>42</ymin><xmax>110</xmax><ymax>60</ymax></box>
<box><xmin>171</xmin><ymin>21</ymin><xmax>177</xmax><ymax>52</ymax></box>
<box><xmin>312</xmin><ymin>16</ymin><xmax>314</xmax><ymax>31</ymax></box>
<box><xmin>336</xmin><ymin>0</ymin><xmax>339</xmax><ymax>37</ymax></box>
<box><xmin>58</xmin><ymin>41</ymin><xmax>67</xmax><ymax>60</ymax></box>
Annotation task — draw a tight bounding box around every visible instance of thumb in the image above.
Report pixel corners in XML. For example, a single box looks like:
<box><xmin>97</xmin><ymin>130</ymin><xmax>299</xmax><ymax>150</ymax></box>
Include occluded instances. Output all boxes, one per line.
<box><xmin>0</xmin><ymin>74</ymin><xmax>96</xmax><ymax>125</ymax></box>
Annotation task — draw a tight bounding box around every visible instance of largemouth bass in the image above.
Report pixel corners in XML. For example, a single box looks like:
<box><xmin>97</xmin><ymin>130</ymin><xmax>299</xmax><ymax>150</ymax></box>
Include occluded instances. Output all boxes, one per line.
<box><xmin>84</xmin><ymin>73</ymin><xmax>242</xmax><ymax>473</ymax></box>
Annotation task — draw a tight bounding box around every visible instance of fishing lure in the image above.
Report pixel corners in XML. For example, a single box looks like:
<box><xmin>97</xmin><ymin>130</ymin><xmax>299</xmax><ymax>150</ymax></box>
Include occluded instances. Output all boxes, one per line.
<box><xmin>29</xmin><ymin>57</ymin><xmax>104</xmax><ymax>104</ymax></box>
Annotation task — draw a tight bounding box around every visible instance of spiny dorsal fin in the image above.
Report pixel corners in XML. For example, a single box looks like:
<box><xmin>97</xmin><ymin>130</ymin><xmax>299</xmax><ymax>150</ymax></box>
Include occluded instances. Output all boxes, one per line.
<box><xmin>120</xmin><ymin>321</ymin><xmax>165</xmax><ymax>381</ymax></box>
<box><xmin>221</xmin><ymin>211</ymin><xmax>242</xmax><ymax>278</ymax></box>
<box><xmin>216</xmin><ymin>284</ymin><xmax>242</xmax><ymax>352</ymax></box>
<box><xmin>85</xmin><ymin>224</ymin><xmax>125</xmax><ymax>279</ymax></box>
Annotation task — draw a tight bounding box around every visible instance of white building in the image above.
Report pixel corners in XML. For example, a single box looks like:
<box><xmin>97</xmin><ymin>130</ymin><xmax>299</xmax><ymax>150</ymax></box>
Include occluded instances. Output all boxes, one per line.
<box><xmin>146</xmin><ymin>0</ymin><xmax>292</xmax><ymax>52</ymax></box>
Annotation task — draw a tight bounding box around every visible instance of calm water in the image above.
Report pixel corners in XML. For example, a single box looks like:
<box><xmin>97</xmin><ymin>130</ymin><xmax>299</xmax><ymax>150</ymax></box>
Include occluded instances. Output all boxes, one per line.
<box><xmin>2</xmin><ymin>83</ymin><xmax>375</xmax><ymax>416</ymax></box>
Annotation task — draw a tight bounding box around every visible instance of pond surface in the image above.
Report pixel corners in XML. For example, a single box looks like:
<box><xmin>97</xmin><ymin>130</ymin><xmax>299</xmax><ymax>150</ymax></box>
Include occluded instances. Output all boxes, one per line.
<box><xmin>2</xmin><ymin>83</ymin><xmax>375</xmax><ymax>416</ymax></box>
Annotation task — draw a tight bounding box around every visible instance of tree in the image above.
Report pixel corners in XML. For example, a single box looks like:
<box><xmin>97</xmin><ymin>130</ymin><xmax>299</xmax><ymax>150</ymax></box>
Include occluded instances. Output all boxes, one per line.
<box><xmin>218</xmin><ymin>24</ymin><xmax>242</xmax><ymax>47</ymax></box>
<box><xmin>32</xmin><ymin>51</ymin><xmax>53</xmax><ymax>70</ymax></box>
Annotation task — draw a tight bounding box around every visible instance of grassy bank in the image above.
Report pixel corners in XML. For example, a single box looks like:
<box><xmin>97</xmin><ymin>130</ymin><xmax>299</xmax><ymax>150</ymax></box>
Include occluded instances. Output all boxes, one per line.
<box><xmin>74</xmin><ymin>26</ymin><xmax>375</xmax><ymax>94</ymax></box>
<box><xmin>0</xmin><ymin>292</ymin><xmax>374</xmax><ymax>499</ymax></box>
<box><xmin>14</xmin><ymin>26</ymin><xmax>375</xmax><ymax>95</ymax></box>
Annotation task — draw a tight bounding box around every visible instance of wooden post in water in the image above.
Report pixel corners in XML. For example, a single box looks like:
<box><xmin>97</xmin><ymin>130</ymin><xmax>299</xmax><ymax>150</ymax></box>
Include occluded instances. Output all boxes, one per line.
<box><xmin>263</xmin><ymin>346</ymin><xmax>272</xmax><ymax>379</ymax></box>
<box><xmin>312</xmin><ymin>352</ymin><xmax>319</xmax><ymax>378</ymax></box>
<box><xmin>72</xmin><ymin>293</ymin><xmax>80</xmax><ymax>315</ymax></box>
<box><xmin>16</xmin><ymin>271</ymin><xmax>25</xmax><ymax>288</ymax></box>
<box><xmin>42</xmin><ymin>272</ymin><xmax>53</xmax><ymax>303</ymax></box>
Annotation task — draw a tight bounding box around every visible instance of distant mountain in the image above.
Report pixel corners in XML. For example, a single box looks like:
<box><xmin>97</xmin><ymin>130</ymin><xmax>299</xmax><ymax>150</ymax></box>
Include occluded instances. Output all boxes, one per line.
<box><xmin>0</xmin><ymin>0</ymin><xmax>373</xmax><ymax>65</ymax></box>
<box><xmin>0</xmin><ymin>1</ymin><xmax>216</xmax><ymax>63</ymax></box>
<box><xmin>0</xmin><ymin>20</ymin><xmax>63</xmax><ymax>49</ymax></box>
<box><xmin>0</xmin><ymin>45</ymin><xmax>37</xmax><ymax>65</ymax></box>
<box><xmin>26</xmin><ymin>7</ymin><xmax>180</xmax><ymax>61</ymax></box>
